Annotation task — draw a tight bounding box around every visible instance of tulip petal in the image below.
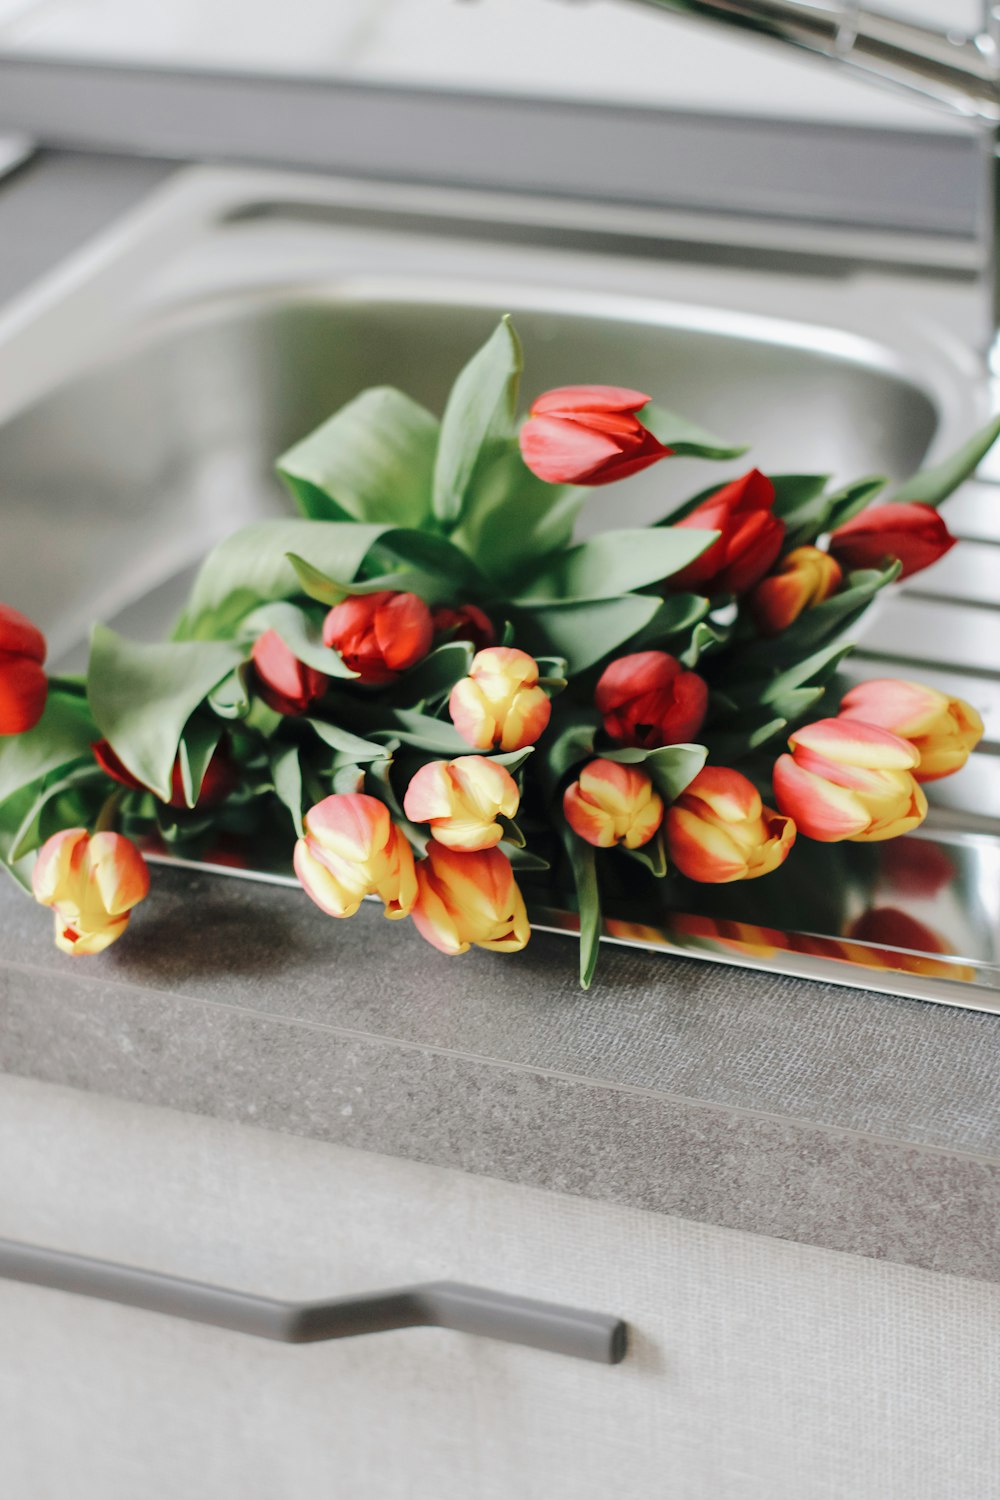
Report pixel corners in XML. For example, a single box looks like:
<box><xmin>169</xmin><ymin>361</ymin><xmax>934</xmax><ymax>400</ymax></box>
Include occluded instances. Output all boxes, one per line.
<box><xmin>88</xmin><ymin>832</ymin><xmax>150</xmax><ymax>916</ymax></box>
<box><xmin>32</xmin><ymin>827</ymin><xmax>88</xmax><ymax>907</ymax></box>
<box><xmin>530</xmin><ymin>385</ymin><xmax>652</xmax><ymax>416</ymax></box>
<box><xmin>789</xmin><ymin>717</ymin><xmax>919</xmax><ymax>770</ymax></box>
<box><xmin>772</xmin><ymin>754</ymin><xmax>872</xmax><ymax>841</ymax></box>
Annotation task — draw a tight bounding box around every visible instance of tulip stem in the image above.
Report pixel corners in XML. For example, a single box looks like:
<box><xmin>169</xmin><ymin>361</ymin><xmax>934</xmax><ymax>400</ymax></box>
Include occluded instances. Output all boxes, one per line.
<box><xmin>94</xmin><ymin>790</ymin><xmax>125</xmax><ymax>835</ymax></box>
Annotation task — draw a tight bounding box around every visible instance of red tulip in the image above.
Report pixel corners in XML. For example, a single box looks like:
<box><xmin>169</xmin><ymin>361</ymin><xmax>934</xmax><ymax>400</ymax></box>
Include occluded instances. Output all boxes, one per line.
<box><xmin>431</xmin><ymin>603</ymin><xmax>496</xmax><ymax>653</ymax></box>
<box><xmin>32</xmin><ymin>828</ymin><xmax>149</xmax><ymax>955</ymax></box>
<box><xmin>670</xmin><ymin>469</ymin><xmax>784</xmax><ymax>595</ymax></box>
<box><xmin>323</xmin><ymin>590</ymin><xmax>433</xmax><ymax>684</ymax></box>
<box><xmin>747</xmin><ymin>545</ymin><xmax>842</xmax><ymax>636</ymax></box>
<box><xmin>0</xmin><ymin>603</ymin><xmax>47</xmax><ymax>735</ymax></box>
<box><xmin>595</xmin><ymin>651</ymin><xmax>708</xmax><ymax>749</ymax></box>
<box><xmin>773</xmin><ymin>717</ymin><xmax>927</xmax><ymax>843</ymax></box>
<box><xmin>666</xmin><ymin>766</ymin><xmax>795</xmax><ymax>882</ymax></box>
<box><xmin>252</xmin><ymin>629</ymin><xmax>328</xmax><ymax>716</ymax></box>
<box><xmin>828</xmin><ymin>502</ymin><xmax>955</xmax><ymax>580</ymax></box>
<box><xmin>518</xmin><ymin>385</ymin><xmax>671</xmax><ymax>486</ymax></box>
<box><xmin>92</xmin><ymin>738</ymin><xmax>238</xmax><ymax>810</ymax></box>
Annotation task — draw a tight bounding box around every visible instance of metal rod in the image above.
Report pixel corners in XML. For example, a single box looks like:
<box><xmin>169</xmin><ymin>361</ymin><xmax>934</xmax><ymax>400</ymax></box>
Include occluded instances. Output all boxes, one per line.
<box><xmin>0</xmin><ymin>1238</ymin><xmax>628</xmax><ymax>1365</ymax></box>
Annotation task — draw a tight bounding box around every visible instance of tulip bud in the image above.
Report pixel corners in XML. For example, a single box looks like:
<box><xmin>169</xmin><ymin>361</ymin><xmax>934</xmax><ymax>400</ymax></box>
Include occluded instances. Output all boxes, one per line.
<box><xmin>92</xmin><ymin>738</ymin><xmax>238</xmax><ymax>809</ymax></box>
<box><xmin>666</xmin><ymin>766</ymin><xmax>795</xmax><ymax>882</ymax></box>
<box><xmin>838</xmin><ymin>678</ymin><xmax>983</xmax><ymax>782</ymax></box>
<box><xmin>518</xmin><ymin>385</ymin><xmax>671</xmax><ymax>486</ymax></box>
<box><xmin>431</xmin><ymin>603</ymin><xmax>496</xmax><ymax>653</ymax></box>
<box><xmin>747</xmin><ymin>545</ymin><xmax>842</xmax><ymax>636</ymax></box>
<box><xmin>828</xmin><ymin>501</ymin><xmax>955</xmax><ymax>580</ymax></box>
<box><xmin>563</xmin><ymin>759</ymin><xmax>664</xmax><ymax>849</ymax></box>
<box><xmin>411</xmin><ymin>840</ymin><xmax>530</xmax><ymax>956</ymax></box>
<box><xmin>449</xmin><ymin>647</ymin><xmax>551</xmax><ymax>751</ymax></box>
<box><xmin>32</xmin><ymin>828</ymin><xmax>149</xmax><ymax>955</ymax></box>
<box><xmin>252</xmin><ymin>629</ymin><xmax>328</xmax><ymax>716</ymax></box>
<box><xmin>0</xmin><ymin>603</ymin><xmax>47</xmax><ymax>735</ymax></box>
<box><xmin>594</xmin><ymin>651</ymin><xmax>708</xmax><ymax>749</ymax></box>
<box><xmin>773</xmin><ymin>717</ymin><xmax>927</xmax><ymax>842</ymax></box>
<box><xmin>323</xmin><ymin>590</ymin><xmax>433</xmax><ymax>684</ymax></box>
<box><xmin>294</xmin><ymin>792</ymin><xmax>417</xmax><ymax>920</ymax></box>
<box><xmin>670</xmin><ymin>470</ymin><xmax>785</xmax><ymax>596</ymax></box>
<box><xmin>403</xmin><ymin>755</ymin><xmax>520</xmax><ymax>852</ymax></box>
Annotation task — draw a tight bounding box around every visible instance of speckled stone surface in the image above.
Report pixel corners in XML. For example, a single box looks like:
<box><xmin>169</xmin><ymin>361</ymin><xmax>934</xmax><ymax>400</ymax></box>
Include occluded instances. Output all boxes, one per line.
<box><xmin>1</xmin><ymin>867</ymin><xmax>997</xmax><ymax>1282</ymax></box>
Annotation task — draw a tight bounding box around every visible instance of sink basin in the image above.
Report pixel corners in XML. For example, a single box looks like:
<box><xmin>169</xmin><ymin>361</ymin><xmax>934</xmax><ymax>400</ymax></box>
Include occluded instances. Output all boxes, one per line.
<box><xmin>1</xmin><ymin>166</ymin><xmax>997</xmax><ymax>1009</ymax></box>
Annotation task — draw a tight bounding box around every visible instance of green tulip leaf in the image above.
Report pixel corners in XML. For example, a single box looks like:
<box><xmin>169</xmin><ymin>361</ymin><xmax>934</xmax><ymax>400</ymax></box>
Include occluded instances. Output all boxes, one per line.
<box><xmin>510</xmin><ymin>594</ymin><xmax>663</xmax><ymax>675</ymax></box>
<box><xmin>892</xmin><ymin>412</ymin><xmax>1000</xmax><ymax>508</ymax></box>
<box><xmin>433</xmin><ymin>316</ymin><xmax>523</xmax><ymax>526</ymax></box>
<box><xmin>269</xmin><ymin>743</ymin><xmax>305</xmax><ymax>837</ymax></box>
<box><xmin>87</xmin><ymin>627</ymin><xmax>244</xmax><ymax>801</ymax></box>
<box><xmin>177</xmin><ymin>718</ymin><xmax>224</xmax><ymax>809</ymax></box>
<box><xmin>394</xmin><ymin>641</ymin><xmax>474</xmax><ymax>708</ymax></box>
<box><xmin>0</xmin><ymin>689</ymin><xmax>97</xmax><ymax>807</ymax></box>
<box><xmin>601</xmin><ymin>742</ymin><xmax>707</xmax><ymax>802</ymax></box>
<box><xmin>519</xmin><ymin>527</ymin><xmax>718</xmax><ymax>602</ymax></box>
<box><xmin>558</xmin><ymin>823</ymin><xmax>602</xmax><ymax>990</ymax></box>
<box><xmin>241</xmin><ymin>602</ymin><xmax>355</xmax><ymax>679</ymax></box>
<box><xmin>276</xmin><ymin>386</ymin><xmax>439</xmax><ymax>527</ymax></box>
<box><xmin>641</xmin><ymin>403</ymin><xmax>748</xmax><ymax>460</ymax></box>
<box><xmin>769</xmin><ymin>474</ymin><xmax>832</xmax><ymax>519</ymax></box>
<box><xmin>452</xmin><ymin>445</ymin><xmax>588</xmax><ymax>583</ymax></box>
<box><xmin>305</xmin><ymin>719</ymin><xmax>387</xmax><ymax>762</ymax></box>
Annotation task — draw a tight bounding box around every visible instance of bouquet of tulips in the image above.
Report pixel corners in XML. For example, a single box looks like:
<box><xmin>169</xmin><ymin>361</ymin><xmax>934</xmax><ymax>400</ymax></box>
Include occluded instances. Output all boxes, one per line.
<box><xmin>0</xmin><ymin>318</ymin><xmax>991</xmax><ymax>985</ymax></box>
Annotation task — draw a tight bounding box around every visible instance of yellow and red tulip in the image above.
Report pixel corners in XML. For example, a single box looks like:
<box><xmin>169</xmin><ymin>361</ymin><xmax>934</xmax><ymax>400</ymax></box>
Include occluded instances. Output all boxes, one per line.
<box><xmin>0</xmin><ymin>603</ymin><xmax>47</xmax><ymax>735</ymax></box>
<box><xmin>252</xmin><ymin>629</ymin><xmax>328</xmax><ymax>716</ymax></box>
<box><xmin>403</xmin><ymin>755</ymin><xmax>520</xmax><ymax>852</ymax></box>
<box><xmin>665</xmin><ymin>766</ymin><xmax>795</xmax><ymax>881</ymax></box>
<box><xmin>323</xmin><ymin>590</ymin><xmax>433</xmax><ymax>684</ymax></box>
<box><xmin>294</xmin><ymin>792</ymin><xmax>417</xmax><ymax>920</ymax></box>
<box><xmin>449</xmin><ymin>647</ymin><xmax>551</xmax><ymax>751</ymax></box>
<box><xmin>670</xmin><ymin>469</ymin><xmax>785</xmax><ymax>596</ymax></box>
<box><xmin>518</xmin><ymin>385</ymin><xmax>670</xmax><ymax>486</ymax></box>
<box><xmin>828</xmin><ymin>501</ymin><xmax>955</xmax><ymax>580</ymax></box>
<box><xmin>772</xmin><ymin>717</ymin><xmax>927</xmax><ymax>842</ymax></box>
<box><xmin>563</xmin><ymin>758</ymin><xmax>664</xmax><ymax>849</ymax></box>
<box><xmin>747</xmin><ymin>545</ymin><xmax>842</xmax><ymax>636</ymax></box>
<box><xmin>594</xmin><ymin>650</ymin><xmax>708</xmax><ymax>749</ymax></box>
<box><xmin>411</xmin><ymin>840</ymin><xmax>530</xmax><ymax>955</ymax></box>
<box><xmin>32</xmin><ymin>828</ymin><xmax>149</xmax><ymax>955</ymax></box>
<box><xmin>838</xmin><ymin>677</ymin><xmax>983</xmax><ymax>782</ymax></box>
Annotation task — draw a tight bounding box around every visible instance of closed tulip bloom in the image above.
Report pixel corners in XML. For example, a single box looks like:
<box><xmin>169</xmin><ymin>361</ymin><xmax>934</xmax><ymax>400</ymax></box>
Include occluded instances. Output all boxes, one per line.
<box><xmin>838</xmin><ymin>677</ymin><xmax>983</xmax><ymax>782</ymax></box>
<box><xmin>411</xmin><ymin>841</ymin><xmax>530</xmax><ymax>956</ymax></box>
<box><xmin>294</xmin><ymin>793</ymin><xmax>417</xmax><ymax>920</ymax></box>
<box><xmin>449</xmin><ymin>647</ymin><xmax>551</xmax><ymax>751</ymax></box>
<box><xmin>828</xmin><ymin>501</ymin><xmax>955</xmax><ymax>580</ymax></box>
<box><xmin>563</xmin><ymin>759</ymin><xmax>664</xmax><ymax>849</ymax></box>
<box><xmin>92</xmin><ymin>738</ymin><xmax>238</xmax><ymax>809</ymax></box>
<box><xmin>252</xmin><ymin>629</ymin><xmax>328</xmax><ymax>716</ymax></box>
<box><xmin>595</xmin><ymin>651</ymin><xmax>708</xmax><ymax>749</ymax></box>
<box><xmin>323</xmin><ymin>590</ymin><xmax>433</xmax><ymax>684</ymax></box>
<box><xmin>431</xmin><ymin>603</ymin><xmax>496</xmax><ymax>653</ymax></box>
<box><xmin>773</xmin><ymin>717</ymin><xmax>927</xmax><ymax>843</ymax></box>
<box><xmin>748</xmin><ymin>545</ymin><xmax>842</xmax><ymax>635</ymax></box>
<box><xmin>666</xmin><ymin>766</ymin><xmax>795</xmax><ymax>882</ymax></box>
<box><xmin>403</xmin><ymin>755</ymin><xmax>520</xmax><ymax>852</ymax></box>
<box><xmin>670</xmin><ymin>469</ymin><xmax>785</xmax><ymax>596</ymax></box>
<box><xmin>518</xmin><ymin>385</ymin><xmax>671</xmax><ymax>486</ymax></box>
<box><xmin>0</xmin><ymin>603</ymin><xmax>47</xmax><ymax>735</ymax></box>
<box><xmin>32</xmin><ymin>828</ymin><xmax>149</xmax><ymax>955</ymax></box>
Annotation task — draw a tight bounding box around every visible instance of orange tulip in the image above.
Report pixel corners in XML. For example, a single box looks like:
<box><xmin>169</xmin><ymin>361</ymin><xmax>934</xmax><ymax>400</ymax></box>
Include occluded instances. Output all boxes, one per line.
<box><xmin>594</xmin><ymin>651</ymin><xmax>708</xmax><ymax>749</ymax></box>
<box><xmin>747</xmin><ymin>545</ymin><xmax>842</xmax><ymax>635</ymax></box>
<box><xmin>669</xmin><ymin>469</ymin><xmax>785</xmax><ymax>596</ymax></box>
<box><xmin>252</xmin><ymin>629</ymin><xmax>328</xmax><ymax>716</ymax></box>
<box><xmin>563</xmin><ymin>758</ymin><xmax>664</xmax><ymax>849</ymax></box>
<box><xmin>294</xmin><ymin>793</ymin><xmax>417</xmax><ymax>920</ymax></box>
<box><xmin>411</xmin><ymin>840</ymin><xmax>530</xmax><ymax>956</ymax></box>
<box><xmin>403</xmin><ymin>755</ymin><xmax>520</xmax><ymax>852</ymax></box>
<box><xmin>518</xmin><ymin>385</ymin><xmax>670</xmax><ymax>486</ymax></box>
<box><xmin>32</xmin><ymin>828</ymin><xmax>149</xmax><ymax>955</ymax></box>
<box><xmin>0</xmin><ymin>603</ymin><xmax>47</xmax><ymax>735</ymax></box>
<box><xmin>838</xmin><ymin>678</ymin><xmax>983</xmax><ymax>782</ymax></box>
<box><xmin>773</xmin><ymin>717</ymin><xmax>927</xmax><ymax>842</ymax></box>
<box><xmin>666</xmin><ymin>766</ymin><xmax>795</xmax><ymax>881</ymax></box>
<box><xmin>828</xmin><ymin>501</ymin><xmax>955</xmax><ymax>580</ymax></box>
<box><xmin>449</xmin><ymin>647</ymin><xmax>551</xmax><ymax>751</ymax></box>
<box><xmin>323</xmin><ymin>590</ymin><xmax>433</xmax><ymax>684</ymax></box>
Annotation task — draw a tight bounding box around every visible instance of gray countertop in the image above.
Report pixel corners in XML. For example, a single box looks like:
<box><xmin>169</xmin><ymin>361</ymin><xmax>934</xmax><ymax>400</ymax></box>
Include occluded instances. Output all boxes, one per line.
<box><xmin>0</xmin><ymin>151</ymin><xmax>997</xmax><ymax>1285</ymax></box>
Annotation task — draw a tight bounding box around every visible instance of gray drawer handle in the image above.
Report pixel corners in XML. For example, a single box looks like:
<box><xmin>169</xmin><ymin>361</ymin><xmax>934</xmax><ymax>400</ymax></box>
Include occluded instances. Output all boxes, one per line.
<box><xmin>0</xmin><ymin>1237</ymin><xmax>627</xmax><ymax>1365</ymax></box>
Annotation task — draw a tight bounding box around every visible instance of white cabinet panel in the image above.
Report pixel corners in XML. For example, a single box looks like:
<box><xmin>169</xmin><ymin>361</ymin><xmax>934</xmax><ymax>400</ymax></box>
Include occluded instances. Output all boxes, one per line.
<box><xmin>0</xmin><ymin>1075</ymin><xmax>997</xmax><ymax>1500</ymax></box>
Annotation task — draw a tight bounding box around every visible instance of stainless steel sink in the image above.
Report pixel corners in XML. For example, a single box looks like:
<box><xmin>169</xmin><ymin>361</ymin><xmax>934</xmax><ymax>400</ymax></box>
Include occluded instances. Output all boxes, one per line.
<box><xmin>1</xmin><ymin>165</ymin><xmax>997</xmax><ymax>1009</ymax></box>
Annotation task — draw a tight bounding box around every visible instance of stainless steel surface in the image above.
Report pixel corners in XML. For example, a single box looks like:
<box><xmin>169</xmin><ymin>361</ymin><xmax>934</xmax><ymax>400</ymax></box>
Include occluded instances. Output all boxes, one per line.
<box><xmin>609</xmin><ymin>2</ymin><xmax>1000</xmax><ymax>122</ymax></box>
<box><xmin>0</xmin><ymin>165</ymin><xmax>997</xmax><ymax>1010</ymax></box>
<box><xmin>0</xmin><ymin>1238</ymin><xmax>627</xmax><ymax>1363</ymax></box>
